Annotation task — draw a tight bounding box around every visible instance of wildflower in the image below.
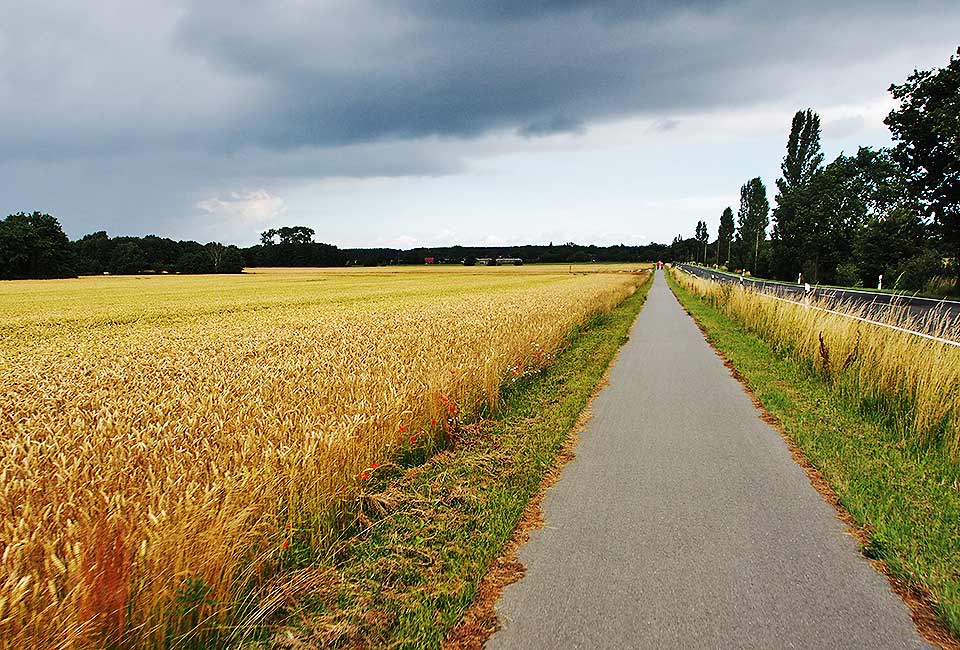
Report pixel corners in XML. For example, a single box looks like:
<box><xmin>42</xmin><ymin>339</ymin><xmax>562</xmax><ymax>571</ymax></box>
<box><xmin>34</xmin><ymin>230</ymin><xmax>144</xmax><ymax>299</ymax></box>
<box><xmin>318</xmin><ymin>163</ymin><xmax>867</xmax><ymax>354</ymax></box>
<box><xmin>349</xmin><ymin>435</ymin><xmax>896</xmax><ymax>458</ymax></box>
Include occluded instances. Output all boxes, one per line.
<box><xmin>409</xmin><ymin>435</ymin><xmax>416</xmax><ymax>444</ymax></box>
<box><xmin>359</xmin><ymin>471</ymin><xmax>370</xmax><ymax>481</ymax></box>
<box><xmin>398</xmin><ymin>424</ymin><xmax>406</xmax><ymax>433</ymax></box>
<box><xmin>449</xmin><ymin>405</ymin><xmax>456</xmax><ymax>414</ymax></box>
<box><xmin>282</xmin><ymin>539</ymin><xmax>290</xmax><ymax>549</ymax></box>
<box><xmin>440</xmin><ymin>394</ymin><xmax>449</xmax><ymax>404</ymax></box>
<box><xmin>371</xmin><ymin>463</ymin><xmax>379</xmax><ymax>470</ymax></box>
<box><xmin>431</xmin><ymin>418</ymin><xmax>437</xmax><ymax>427</ymax></box>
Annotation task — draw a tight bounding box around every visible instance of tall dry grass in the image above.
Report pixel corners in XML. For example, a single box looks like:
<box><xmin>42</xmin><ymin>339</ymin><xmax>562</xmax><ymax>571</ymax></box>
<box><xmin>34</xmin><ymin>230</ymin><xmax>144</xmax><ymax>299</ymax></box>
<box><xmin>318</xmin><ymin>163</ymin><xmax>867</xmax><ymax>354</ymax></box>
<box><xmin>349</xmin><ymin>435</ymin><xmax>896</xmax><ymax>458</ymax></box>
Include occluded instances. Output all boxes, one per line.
<box><xmin>671</xmin><ymin>268</ymin><xmax>960</xmax><ymax>455</ymax></box>
<box><xmin>0</xmin><ymin>267</ymin><xmax>648</xmax><ymax>649</ymax></box>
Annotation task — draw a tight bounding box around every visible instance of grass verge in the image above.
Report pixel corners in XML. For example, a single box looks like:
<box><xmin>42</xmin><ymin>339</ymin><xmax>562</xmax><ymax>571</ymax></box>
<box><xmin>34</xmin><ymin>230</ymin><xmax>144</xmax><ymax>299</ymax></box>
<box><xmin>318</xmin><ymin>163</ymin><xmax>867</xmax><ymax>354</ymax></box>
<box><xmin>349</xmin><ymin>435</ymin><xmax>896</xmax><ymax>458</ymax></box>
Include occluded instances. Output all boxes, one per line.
<box><xmin>666</xmin><ymin>269</ymin><xmax>960</xmax><ymax>646</ymax></box>
<box><xmin>258</xmin><ymin>272</ymin><xmax>653</xmax><ymax>649</ymax></box>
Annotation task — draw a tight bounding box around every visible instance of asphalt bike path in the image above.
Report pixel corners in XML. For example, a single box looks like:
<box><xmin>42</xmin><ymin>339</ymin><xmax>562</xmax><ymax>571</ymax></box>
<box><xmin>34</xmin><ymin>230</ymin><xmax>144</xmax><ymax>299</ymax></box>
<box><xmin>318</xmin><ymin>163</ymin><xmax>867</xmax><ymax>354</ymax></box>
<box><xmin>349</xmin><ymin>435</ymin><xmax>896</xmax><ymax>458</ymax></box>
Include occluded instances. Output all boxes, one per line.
<box><xmin>487</xmin><ymin>270</ymin><xmax>929</xmax><ymax>649</ymax></box>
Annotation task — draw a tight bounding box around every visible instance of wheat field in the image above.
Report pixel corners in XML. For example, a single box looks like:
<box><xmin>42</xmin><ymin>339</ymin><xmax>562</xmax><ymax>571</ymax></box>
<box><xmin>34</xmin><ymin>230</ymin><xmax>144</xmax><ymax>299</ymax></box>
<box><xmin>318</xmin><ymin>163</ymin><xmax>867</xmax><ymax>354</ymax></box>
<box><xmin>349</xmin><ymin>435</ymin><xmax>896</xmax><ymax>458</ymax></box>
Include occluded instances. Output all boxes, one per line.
<box><xmin>0</xmin><ymin>265</ymin><xmax>647</xmax><ymax>649</ymax></box>
<box><xmin>671</xmin><ymin>267</ymin><xmax>960</xmax><ymax>455</ymax></box>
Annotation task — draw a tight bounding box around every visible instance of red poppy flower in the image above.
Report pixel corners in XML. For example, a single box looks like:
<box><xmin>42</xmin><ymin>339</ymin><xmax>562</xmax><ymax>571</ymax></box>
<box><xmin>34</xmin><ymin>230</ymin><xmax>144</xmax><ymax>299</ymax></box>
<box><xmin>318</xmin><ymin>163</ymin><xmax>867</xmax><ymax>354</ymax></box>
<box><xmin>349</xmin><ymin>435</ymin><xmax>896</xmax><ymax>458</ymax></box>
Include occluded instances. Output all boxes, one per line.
<box><xmin>440</xmin><ymin>395</ymin><xmax>449</xmax><ymax>404</ymax></box>
<box><xmin>398</xmin><ymin>424</ymin><xmax>406</xmax><ymax>433</ymax></box>
<box><xmin>449</xmin><ymin>405</ymin><xmax>456</xmax><ymax>414</ymax></box>
<box><xmin>409</xmin><ymin>435</ymin><xmax>416</xmax><ymax>443</ymax></box>
<box><xmin>282</xmin><ymin>539</ymin><xmax>290</xmax><ymax>549</ymax></box>
<box><xmin>371</xmin><ymin>463</ymin><xmax>379</xmax><ymax>470</ymax></box>
<box><xmin>431</xmin><ymin>418</ymin><xmax>437</xmax><ymax>426</ymax></box>
<box><xmin>359</xmin><ymin>471</ymin><xmax>370</xmax><ymax>481</ymax></box>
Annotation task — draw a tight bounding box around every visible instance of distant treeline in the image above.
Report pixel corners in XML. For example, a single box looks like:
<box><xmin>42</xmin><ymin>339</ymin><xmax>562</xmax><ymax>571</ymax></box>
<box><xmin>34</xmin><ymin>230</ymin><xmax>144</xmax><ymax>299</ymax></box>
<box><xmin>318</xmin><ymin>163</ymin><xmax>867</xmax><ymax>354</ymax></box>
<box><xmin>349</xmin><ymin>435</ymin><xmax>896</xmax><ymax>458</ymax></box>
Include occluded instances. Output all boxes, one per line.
<box><xmin>0</xmin><ymin>214</ymin><xmax>244</xmax><ymax>279</ymax></box>
<box><xmin>246</xmin><ymin>226</ymin><xmax>669</xmax><ymax>266</ymax></box>
<box><xmin>0</xmin><ymin>215</ymin><xmax>670</xmax><ymax>280</ymax></box>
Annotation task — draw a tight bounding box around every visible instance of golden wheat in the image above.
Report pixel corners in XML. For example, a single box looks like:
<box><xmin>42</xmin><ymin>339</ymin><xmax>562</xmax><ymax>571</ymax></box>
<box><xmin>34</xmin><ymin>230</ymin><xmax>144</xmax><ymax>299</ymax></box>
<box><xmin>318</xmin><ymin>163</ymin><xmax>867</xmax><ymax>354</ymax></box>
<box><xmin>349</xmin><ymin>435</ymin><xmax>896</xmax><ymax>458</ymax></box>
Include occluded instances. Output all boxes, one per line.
<box><xmin>671</xmin><ymin>267</ymin><xmax>960</xmax><ymax>455</ymax></box>
<box><xmin>0</xmin><ymin>265</ymin><xmax>647</xmax><ymax>649</ymax></box>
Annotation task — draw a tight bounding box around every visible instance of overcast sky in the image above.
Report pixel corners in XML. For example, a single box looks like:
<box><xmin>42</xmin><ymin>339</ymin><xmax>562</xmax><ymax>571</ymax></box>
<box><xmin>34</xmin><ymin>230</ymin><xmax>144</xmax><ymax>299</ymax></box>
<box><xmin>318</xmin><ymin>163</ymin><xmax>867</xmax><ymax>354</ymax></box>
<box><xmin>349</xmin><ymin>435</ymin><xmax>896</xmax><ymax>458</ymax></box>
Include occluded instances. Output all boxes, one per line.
<box><xmin>2</xmin><ymin>1</ymin><xmax>957</xmax><ymax>248</ymax></box>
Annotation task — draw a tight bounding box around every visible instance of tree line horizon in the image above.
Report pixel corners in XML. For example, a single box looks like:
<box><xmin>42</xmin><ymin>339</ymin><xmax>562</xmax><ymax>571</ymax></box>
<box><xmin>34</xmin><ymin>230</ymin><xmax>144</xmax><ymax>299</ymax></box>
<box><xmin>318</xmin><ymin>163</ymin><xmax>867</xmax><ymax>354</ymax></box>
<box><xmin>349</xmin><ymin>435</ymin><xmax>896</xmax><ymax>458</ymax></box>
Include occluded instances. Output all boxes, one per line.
<box><xmin>1</xmin><ymin>47</ymin><xmax>957</xmax><ymax>294</ymax></box>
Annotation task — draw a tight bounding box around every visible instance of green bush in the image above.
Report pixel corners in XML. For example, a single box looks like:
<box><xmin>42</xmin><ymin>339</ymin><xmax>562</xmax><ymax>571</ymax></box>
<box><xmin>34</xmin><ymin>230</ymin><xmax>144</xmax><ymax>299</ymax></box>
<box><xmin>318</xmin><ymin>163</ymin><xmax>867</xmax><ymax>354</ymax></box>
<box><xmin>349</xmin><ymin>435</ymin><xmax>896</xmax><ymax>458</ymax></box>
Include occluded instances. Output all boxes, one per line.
<box><xmin>892</xmin><ymin>251</ymin><xmax>944</xmax><ymax>291</ymax></box>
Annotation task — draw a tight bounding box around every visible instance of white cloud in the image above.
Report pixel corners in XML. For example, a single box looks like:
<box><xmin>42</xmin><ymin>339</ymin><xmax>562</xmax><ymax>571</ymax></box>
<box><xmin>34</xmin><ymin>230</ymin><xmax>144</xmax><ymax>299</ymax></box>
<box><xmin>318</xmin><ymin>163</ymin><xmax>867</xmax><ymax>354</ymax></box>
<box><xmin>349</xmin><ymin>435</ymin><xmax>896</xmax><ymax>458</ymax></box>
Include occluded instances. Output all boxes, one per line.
<box><xmin>195</xmin><ymin>190</ymin><xmax>287</xmax><ymax>223</ymax></box>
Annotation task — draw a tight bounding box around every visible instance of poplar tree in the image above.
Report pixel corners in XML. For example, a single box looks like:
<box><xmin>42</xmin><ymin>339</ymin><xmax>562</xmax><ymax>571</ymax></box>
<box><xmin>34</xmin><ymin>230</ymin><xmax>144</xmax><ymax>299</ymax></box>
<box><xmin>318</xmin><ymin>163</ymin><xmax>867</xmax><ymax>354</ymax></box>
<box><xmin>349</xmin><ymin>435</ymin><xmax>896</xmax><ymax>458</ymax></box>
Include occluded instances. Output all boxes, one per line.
<box><xmin>717</xmin><ymin>206</ymin><xmax>735</xmax><ymax>266</ymax></box>
<box><xmin>771</xmin><ymin>109</ymin><xmax>824</xmax><ymax>280</ymax></box>
<box><xmin>735</xmin><ymin>178</ymin><xmax>770</xmax><ymax>273</ymax></box>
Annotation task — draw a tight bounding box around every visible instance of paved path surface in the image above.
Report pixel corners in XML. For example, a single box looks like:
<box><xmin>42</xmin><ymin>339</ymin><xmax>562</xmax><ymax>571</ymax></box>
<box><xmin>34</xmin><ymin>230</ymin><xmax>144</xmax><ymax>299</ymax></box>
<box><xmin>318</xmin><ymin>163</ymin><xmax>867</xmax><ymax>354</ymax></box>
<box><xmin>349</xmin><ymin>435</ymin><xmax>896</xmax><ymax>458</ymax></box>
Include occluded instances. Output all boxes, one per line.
<box><xmin>488</xmin><ymin>271</ymin><xmax>929</xmax><ymax>650</ymax></box>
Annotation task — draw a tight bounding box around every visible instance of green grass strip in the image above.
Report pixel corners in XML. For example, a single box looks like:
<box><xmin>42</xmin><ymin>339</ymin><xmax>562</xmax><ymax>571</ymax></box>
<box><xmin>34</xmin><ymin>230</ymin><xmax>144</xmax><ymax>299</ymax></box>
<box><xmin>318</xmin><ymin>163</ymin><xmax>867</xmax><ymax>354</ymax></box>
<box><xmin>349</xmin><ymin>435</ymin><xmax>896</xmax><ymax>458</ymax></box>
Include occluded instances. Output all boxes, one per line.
<box><xmin>666</xmin><ymin>269</ymin><xmax>960</xmax><ymax>639</ymax></box>
<box><xmin>263</xmin><ymin>274</ymin><xmax>653</xmax><ymax>648</ymax></box>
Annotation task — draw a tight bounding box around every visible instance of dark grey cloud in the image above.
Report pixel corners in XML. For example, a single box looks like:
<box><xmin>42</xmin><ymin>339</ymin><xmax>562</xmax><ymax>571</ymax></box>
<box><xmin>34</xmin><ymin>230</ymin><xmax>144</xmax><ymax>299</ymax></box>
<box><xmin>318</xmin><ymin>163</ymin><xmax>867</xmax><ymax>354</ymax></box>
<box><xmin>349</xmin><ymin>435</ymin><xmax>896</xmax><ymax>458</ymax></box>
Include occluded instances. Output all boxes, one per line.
<box><xmin>652</xmin><ymin>118</ymin><xmax>682</xmax><ymax>132</ymax></box>
<box><xmin>400</xmin><ymin>0</ymin><xmax>723</xmax><ymax>22</ymax></box>
<box><xmin>4</xmin><ymin>0</ymin><xmax>956</xmax><ymax>157</ymax></box>
<box><xmin>169</xmin><ymin>0</ymin><xmax>959</xmax><ymax>150</ymax></box>
<box><xmin>518</xmin><ymin>115</ymin><xmax>587</xmax><ymax>137</ymax></box>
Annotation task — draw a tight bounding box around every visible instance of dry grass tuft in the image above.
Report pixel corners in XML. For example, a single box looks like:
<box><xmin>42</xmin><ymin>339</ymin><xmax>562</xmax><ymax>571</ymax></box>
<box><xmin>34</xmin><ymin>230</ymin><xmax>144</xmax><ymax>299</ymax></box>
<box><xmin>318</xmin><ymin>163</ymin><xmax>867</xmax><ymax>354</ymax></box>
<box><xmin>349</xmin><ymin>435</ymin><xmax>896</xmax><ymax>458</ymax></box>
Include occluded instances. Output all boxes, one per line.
<box><xmin>672</xmin><ymin>268</ymin><xmax>960</xmax><ymax>455</ymax></box>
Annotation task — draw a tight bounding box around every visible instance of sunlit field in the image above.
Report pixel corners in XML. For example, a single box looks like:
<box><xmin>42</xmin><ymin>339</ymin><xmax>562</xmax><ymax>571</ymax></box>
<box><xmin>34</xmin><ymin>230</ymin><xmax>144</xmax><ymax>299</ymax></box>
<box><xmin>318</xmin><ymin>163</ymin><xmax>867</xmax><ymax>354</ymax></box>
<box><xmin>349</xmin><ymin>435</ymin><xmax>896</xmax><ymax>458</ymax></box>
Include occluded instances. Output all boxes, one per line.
<box><xmin>671</xmin><ymin>268</ymin><xmax>960</xmax><ymax>455</ymax></box>
<box><xmin>0</xmin><ymin>264</ymin><xmax>647</xmax><ymax>649</ymax></box>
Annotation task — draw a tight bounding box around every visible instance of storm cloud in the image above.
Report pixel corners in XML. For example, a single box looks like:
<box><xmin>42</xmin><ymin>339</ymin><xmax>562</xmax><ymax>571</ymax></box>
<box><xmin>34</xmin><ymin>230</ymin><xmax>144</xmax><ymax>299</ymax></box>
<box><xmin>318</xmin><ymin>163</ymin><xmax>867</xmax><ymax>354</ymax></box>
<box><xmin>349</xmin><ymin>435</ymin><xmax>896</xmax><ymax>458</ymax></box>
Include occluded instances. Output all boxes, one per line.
<box><xmin>1</xmin><ymin>0</ymin><xmax>958</xmax><ymax>242</ymax></box>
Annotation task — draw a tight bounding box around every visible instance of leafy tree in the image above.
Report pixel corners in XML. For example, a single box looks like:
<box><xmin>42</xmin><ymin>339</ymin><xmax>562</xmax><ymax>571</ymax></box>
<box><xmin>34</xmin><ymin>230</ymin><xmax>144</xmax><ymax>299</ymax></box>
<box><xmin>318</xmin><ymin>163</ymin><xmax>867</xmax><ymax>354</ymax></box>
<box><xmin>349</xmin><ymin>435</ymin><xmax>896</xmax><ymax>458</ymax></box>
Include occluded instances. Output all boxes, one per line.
<box><xmin>73</xmin><ymin>230</ymin><xmax>112</xmax><ymax>274</ymax></box>
<box><xmin>205</xmin><ymin>243</ymin><xmax>244</xmax><ymax>273</ymax></box>
<box><xmin>137</xmin><ymin>235</ymin><xmax>184</xmax><ymax>272</ymax></box>
<box><xmin>854</xmin><ymin>206</ymin><xmax>928</xmax><ymax>287</ymax></box>
<box><xmin>799</xmin><ymin>147</ymin><xmax>912</xmax><ymax>283</ymax></box>
<box><xmin>892</xmin><ymin>250</ymin><xmax>944</xmax><ymax>291</ymax></box>
<box><xmin>261</xmin><ymin>226</ymin><xmax>316</xmax><ymax>246</ymax></box>
<box><xmin>176</xmin><ymin>251</ymin><xmax>213</xmax><ymax>274</ymax></box>
<box><xmin>734</xmin><ymin>177</ymin><xmax>769</xmax><ymax>273</ymax></box>
<box><xmin>694</xmin><ymin>220</ymin><xmax>709</xmax><ymax>263</ymax></box>
<box><xmin>108</xmin><ymin>242</ymin><xmax>147</xmax><ymax>275</ymax></box>
<box><xmin>885</xmin><ymin>47</ymin><xmax>960</xmax><ymax>268</ymax></box>
<box><xmin>174</xmin><ymin>243</ymin><xmax>244</xmax><ymax>274</ymax></box>
<box><xmin>0</xmin><ymin>212</ymin><xmax>76</xmax><ymax>279</ymax></box>
<box><xmin>570</xmin><ymin>250</ymin><xmax>591</xmax><ymax>263</ymax></box>
<box><xmin>771</xmin><ymin>109</ymin><xmax>824</xmax><ymax>280</ymax></box>
<box><xmin>717</xmin><ymin>207</ymin><xmax>735</xmax><ymax>266</ymax></box>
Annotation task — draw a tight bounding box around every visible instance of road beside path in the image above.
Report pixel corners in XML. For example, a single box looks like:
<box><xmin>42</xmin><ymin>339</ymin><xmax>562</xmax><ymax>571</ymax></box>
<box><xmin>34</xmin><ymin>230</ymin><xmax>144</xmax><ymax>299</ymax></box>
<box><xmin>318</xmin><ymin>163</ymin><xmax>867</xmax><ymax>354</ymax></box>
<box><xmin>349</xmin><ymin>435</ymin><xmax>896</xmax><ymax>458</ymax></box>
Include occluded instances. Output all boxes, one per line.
<box><xmin>678</xmin><ymin>263</ymin><xmax>960</xmax><ymax>334</ymax></box>
<box><xmin>488</xmin><ymin>270</ymin><xmax>929</xmax><ymax>650</ymax></box>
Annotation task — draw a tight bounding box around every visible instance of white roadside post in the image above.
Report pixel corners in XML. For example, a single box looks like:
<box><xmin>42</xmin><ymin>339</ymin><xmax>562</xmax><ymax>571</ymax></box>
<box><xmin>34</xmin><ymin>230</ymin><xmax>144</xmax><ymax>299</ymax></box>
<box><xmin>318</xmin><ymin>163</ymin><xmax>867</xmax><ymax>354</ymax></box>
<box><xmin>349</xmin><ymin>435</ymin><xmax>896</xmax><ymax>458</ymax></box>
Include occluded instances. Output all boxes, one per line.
<box><xmin>878</xmin><ymin>274</ymin><xmax>883</xmax><ymax>291</ymax></box>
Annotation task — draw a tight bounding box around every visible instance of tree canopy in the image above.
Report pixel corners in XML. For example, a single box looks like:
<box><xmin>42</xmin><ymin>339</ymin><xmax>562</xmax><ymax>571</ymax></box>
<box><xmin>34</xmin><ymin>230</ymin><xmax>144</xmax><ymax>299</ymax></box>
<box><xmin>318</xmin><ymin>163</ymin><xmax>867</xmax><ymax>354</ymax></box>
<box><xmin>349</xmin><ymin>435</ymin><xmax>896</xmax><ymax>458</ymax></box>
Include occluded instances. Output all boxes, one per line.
<box><xmin>0</xmin><ymin>212</ymin><xmax>75</xmax><ymax>280</ymax></box>
<box><xmin>885</xmin><ymin>46</ymin><xmax>960</xmax><ymax>263</ymax></box>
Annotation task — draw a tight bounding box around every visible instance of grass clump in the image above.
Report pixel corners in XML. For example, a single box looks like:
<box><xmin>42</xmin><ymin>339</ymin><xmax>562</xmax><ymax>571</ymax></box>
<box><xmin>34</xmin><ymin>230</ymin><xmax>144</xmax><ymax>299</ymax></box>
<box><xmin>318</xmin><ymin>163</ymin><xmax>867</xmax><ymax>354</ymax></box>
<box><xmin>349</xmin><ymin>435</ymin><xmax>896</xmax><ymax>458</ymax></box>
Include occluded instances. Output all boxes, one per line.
<box><xmin>671</xmin><ymin>267</ymin><xmax>960</xmax><ymax>455</ymax></box>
